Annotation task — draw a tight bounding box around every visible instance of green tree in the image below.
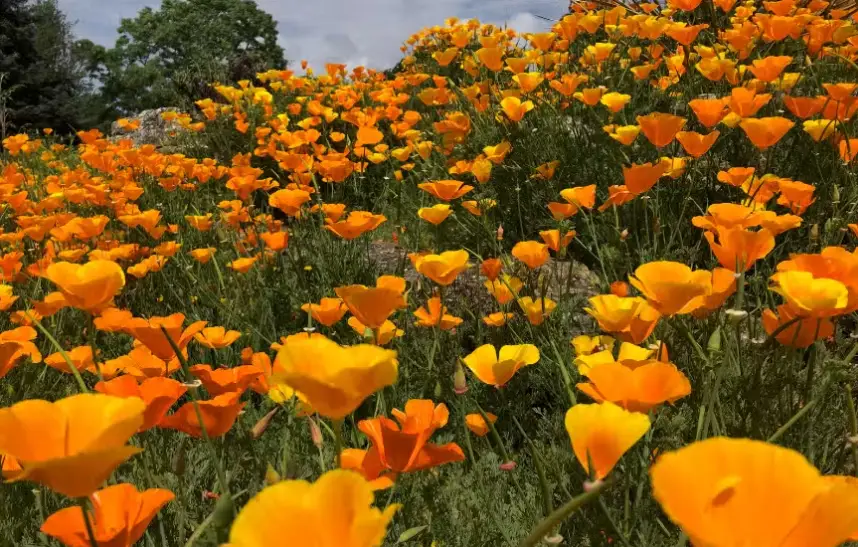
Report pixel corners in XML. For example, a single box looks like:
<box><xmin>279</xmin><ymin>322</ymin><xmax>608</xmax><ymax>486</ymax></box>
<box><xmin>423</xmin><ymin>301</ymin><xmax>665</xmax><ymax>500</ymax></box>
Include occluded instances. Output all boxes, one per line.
<box><xmin>0</xmin><ymin>0</ymin><xmax>84</xmax><ymax>136</ymax></box>
<box><xmin>89</xmin><ymin>0</ymin><xmax>287</xmax><ymax>114</ymax></box>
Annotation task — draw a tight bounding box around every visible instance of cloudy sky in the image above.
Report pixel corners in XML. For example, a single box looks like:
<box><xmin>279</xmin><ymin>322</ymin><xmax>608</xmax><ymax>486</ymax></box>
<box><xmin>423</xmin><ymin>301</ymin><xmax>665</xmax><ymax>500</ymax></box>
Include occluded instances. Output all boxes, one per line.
<box><xmin>57</xmin><ymin>0</ymin><xmax>568</xmax><ymax>71</ymax></box>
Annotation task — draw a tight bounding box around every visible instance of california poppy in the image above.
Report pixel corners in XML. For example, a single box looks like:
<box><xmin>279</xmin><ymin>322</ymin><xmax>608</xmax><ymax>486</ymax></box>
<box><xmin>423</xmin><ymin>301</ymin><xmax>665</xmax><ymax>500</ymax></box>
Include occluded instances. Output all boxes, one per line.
<box><xmin>190</xmin><ymin>364</ymin><xmax>262</xmax><ymax>396</ymax></box>
<box><xmin>224</xmin><ymin>469</ymin><xmax>398</xmax><ymax>547</ymax></box>
<box><xmin>630</xmin><ymin>262</ymin><xmax>712</xmax><ymax>315</ymax></box>
<box><xmin>770</xmin><ymin>270</ymin><xmax>849</xmax><ymax>317</ymax></box>
<box><xmin>301</xmin><ymin>297</ymin><xmax>348</xmax><ymax>327</ymax></box>
<box><xmin>413</xmin><ymin>250</ymin><xmax>470</xmax><ymax>285</ymax></box>
<box><xmin>272</xmin><ymin>334</ymin><xmax>397</xmax><ymax>419</ymax></box>
<box><xmin>623</xmin><ymin>161</ymin><xmax>668</xmax><ymax>194</ymax></box>
<box><xmin>676</xmin><ymin>130</ymin><xmax>719</xmax><ymax>158</ymax></box>
<box><xmin>462</xmin><ymin>344</ymin><xmax>539</xmax><ymax>387</ymax></box>
<box><xmin>484</xmin><ymin>275</ymin><xmax>523</xmax><ymax>305</ymax></box>
<box><xmin>564</xmin><ymin>402</ymin><xmax>650</xmax><ymax>479</ymax></box>
<box><xmin>336</xmin><ymin>283</ymin><xmax>405</xmax><ymax>330</ymax></box>
<box><xmin>577</xmin><ymin>360</ymin><xmax>691</xmax><ymax>412</ymax></box>
<box><xmin>762</xmin><ymin>305</ymin><xmax>835</xmax><ymax>348</ymax></box>
<box><xmin>159</xmin><ymin>391</ymin><xmax>245</xmax><ymax>438</ymax></box>
<box><xmin>125</xmin><ymin>314</ymin><xmax>207</xmax><ymax>361</ymax></box>
<box><xmin>500</xmin><ymin>97</ymin><xmax>535</xmax><ymax>122</ymax></box>
<box><xmin>511</xmin><ymin>240</ymin><xmax>549</xmax><ymax>269</ymax></box>
<box><xmin>41</xmin><ymin>483</ymin><xmax>174</xmax><ymax>547</ymax></box>
<box><xmin>418</xmin><ymin>180</ymin><xmax>473</xmax><ymax>201</ymax></box>
<box><xmin>0</xmin><ymin>394</ymin><xmax>144</xmax><ymax>497</ymax></box>
<box><xmin>704</xmin><ymin>227</ymin><xmax>775</xmax><ymax>272</ymax></box>
<box><xmin>43</xmin><ymin>260</ymin><xmax>125</xmax><ymax>313</ymax></box>
<box><xmin>650</xmin><ymin>437</ymin><xmax>858</xmax><ymax>547</ymax></box>
<box><xmin>465</xmin><ymin>412</ymin><xmax>498</xmax><ymax>437</ymax></box>
<box><xmin>417</xmin><ymin>204</ymin><xmax>452</xmax><ymax>225</ymax></box>
<box><xmin>637</xmin><ymin>112</ymin><xmax>687</xmax><ymax>148</ymax></box>
<box><xmin>194</xmin><ymin>326</ymin><xmax>241</xmax><ymax>349</ymax></box>
<box><xmin>688</xmin><ymin>97</ymin><xmax>729</xmax><ymax>128</ymax></box>
<box><xmin>343</xmin><ymin>400</ymin><xmax>465</xmax><ymax>488</ymax></box>
<box><xmin>414</xmin><ymin>297</ymin><xmax>462</xmax><ymax>330</ymax></box>
<box><xmin>585</xmin><ymin>295</ymin><xmax>661</xmax><ymax>343</ymax></box>
<box><xmin>739</xmin><ymin>117</ymin><xmax>794</xmax><ymax>149</ymax></box>
<box><xmin>94</xmin><ymin>375</ymin><xmax>187</xmax><ymax>432</ymax></box>
<box><xmin>324</xmin><ymin>212</ymin><xmax>387</xmax><ymax>240</ymax></box>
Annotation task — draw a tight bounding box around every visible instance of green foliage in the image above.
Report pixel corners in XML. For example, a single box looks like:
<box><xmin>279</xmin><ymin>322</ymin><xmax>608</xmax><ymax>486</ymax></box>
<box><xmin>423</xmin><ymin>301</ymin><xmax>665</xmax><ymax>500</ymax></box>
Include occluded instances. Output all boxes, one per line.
<box><xmin>82</xmin><ymin>0</ymin><xmax>287</xmax><ymax>115</ymax></box>
<box><xmin>0</xmin><ymin>0</ymin><xmax>87</xmax><ymax>136</ymax></box>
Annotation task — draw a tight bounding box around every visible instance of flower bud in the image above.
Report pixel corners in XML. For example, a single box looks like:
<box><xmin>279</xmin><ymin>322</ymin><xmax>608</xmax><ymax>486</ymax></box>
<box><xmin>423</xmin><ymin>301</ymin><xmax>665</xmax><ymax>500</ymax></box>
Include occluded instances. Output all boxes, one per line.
<box><xmin>453</xmin><ymin>361</ymin><xmax>468</xmax><ymax>395</ymax></box>
<box><xmin>264</xmin><ymin>463</ymin><xmax>281</xmax><ymax>485</ymax></box>
<box><xmin>308</xmin><ymin>416</ymin><xmax>323</xmax><ymax>449</ymax></box>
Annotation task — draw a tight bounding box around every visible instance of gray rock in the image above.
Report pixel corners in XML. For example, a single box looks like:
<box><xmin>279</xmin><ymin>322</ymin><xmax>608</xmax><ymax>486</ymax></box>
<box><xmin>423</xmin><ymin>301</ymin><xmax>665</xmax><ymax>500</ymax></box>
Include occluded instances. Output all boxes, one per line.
<box><xmin>109</xmin><ymin>107</ymin><xmax>185</xmax><ymax>147</ymax></box>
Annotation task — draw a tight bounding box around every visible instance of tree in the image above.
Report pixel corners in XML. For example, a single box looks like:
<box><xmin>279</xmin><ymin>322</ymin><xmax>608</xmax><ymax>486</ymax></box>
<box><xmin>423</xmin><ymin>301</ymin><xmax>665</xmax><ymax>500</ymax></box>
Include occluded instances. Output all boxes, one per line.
<box><xmin>0</xmin><ymin>0</ymin><xmax>86</xmax><ymax>136</ymax></box>
<box><xmin>89</xmin><ymin>0</ymin><xmax>287</xmax><ymax>114</ymax></box>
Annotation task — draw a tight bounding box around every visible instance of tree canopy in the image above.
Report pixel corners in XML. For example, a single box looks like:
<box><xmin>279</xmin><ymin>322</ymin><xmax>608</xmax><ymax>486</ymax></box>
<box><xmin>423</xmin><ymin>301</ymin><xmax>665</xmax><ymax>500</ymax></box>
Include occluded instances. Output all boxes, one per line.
<box><xmin>81</xmin><ymin>0</ymin><xmax>287</xmax><ymax>115</ymax></box>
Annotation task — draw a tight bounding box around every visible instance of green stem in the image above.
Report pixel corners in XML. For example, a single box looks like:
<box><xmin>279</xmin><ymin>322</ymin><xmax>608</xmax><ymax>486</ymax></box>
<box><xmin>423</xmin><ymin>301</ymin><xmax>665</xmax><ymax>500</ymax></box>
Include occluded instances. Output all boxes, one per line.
<box><xmin>475</xmin><ymin>402</ymin><xmax>512</xmax><ymax>464</ymax></box>
<box><xmin>768</xmin><ymin>398</ymin><xmax>818</xmax><ymax>443</ymax></box>
<box><xmin>517</xmin><ymin>480</ymin><xmax>609</xmax><ymax>547</ymax></box>
<box><xmin>26</xmin><ymin>311</ymin><xmax>89</xmax><ymax>393</ymax></box>
<box><xmin>844</xmin><ymin>385</ymin><xmax>858</xmax><ymax>477</ymax></box>
<box><xmin>78</xmin><ymin>499</ymin><xmax>99</xmax><ymax>547</ymax></box>
<box><xmin>159</xmin><ymin>326</ymin><xmax>232</xmax><ymax>500</ymax></box>
<box><xmin>332</xmin><ymin>418</ymin><xmax>345</xmax><ymax>468</ymax></box>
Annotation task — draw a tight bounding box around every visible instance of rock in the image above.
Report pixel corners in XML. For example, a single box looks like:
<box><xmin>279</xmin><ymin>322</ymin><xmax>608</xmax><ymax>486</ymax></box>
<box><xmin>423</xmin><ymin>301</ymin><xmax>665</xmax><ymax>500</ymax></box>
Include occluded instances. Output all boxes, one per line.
<box><xmin>109</xmin><ymin>107</ymin><xmax>184</xmax><ymax>147</ymax></box>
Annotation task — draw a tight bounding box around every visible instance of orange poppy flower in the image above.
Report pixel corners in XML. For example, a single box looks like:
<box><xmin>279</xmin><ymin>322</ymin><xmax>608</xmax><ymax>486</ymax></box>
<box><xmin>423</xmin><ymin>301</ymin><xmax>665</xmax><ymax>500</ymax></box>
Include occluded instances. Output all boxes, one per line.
<box><xmin>776</xmin><ymin>179</ymin><xmax>816</xmax><ymax>215</ymax></box>
<box><xmin>347</xmin><ymin>317</ymin><xmax>402</xmax><ymax>346</ymax></box>
<box><xmin>272</xmin><ymin>334</ymin><xmax>397</xmax><ymax>419</ymax></box>
<box><xmin>114</xmin><ymin>346</ymin><xmax>180</xmax><ymax>380</ymax></box>
<box><xmin>740</xmin><ymin>117</ymin><xmax>794</xmax><ymax>149</ymax></box>
<box><xmin>717</xmin><ymin>167</ymin><xmax>756</xmax><ymax>188</ymax></box>
<box><xmin>600</xmin><ymin>92</ymin><xmax>631</xmax><ymax>113</ymax></box>
<box><xmin>465</xmin><ymin>412</ymin><xmax>498</xmax><ymax>437</ymax></box>
<box><xmin>417</xmin><ymin>204</ymin><xmax>452</xmax><ymax>225</ymax></box>
<box><xmin>684</xmin><ymin>268</ymin><xmax>738</xmax><ymax>317</ymax></box>
<box><xmin>336</xmin><ymin>283</ymin><xmax>405</xmax><ymax>330</ymax></box>
<box><xmin>783</xmin><ymin>96</ymin><xmax>825</xmax><ymax>119</ymax></box>
<box><xmin>564</xmin><ymin>402</ymin><xmax>650</xmax><ymax>480</ymax></box>
<box><xmin>125</xmin><ymin>313</ymin><xmax>208</xmax><ymax>361</ymax></box>
<box><xmin>548</xmin><ymin>201</ymin><xmax>579</xmax><ymax>219</ymax></box>
<box><xmin>190</xmin><ymin>364</ymin><xmax>262</xmax><ymax>396</ymax></box>
<box><xmin>676</xmin><ymin>130</ymin><xmax>719</xmax><ymax>158</ymax></box>
<box><xmin>476</xmin><ymin>47</ymin><xmax>504</xmax><ymax>71</ymax></box>
<box><xmin>43</xmin><ymin>260</ymin><xmax>125</xmax><ymax>313</ymax></box>
<box><xmin>413</xmin><ymin>297</ymin><xmax>462</xmax><ymax>330</ymax></box>
<box><xmin>650</xmin><ymin>438</ymin><xmax>858</xmax><ymax>547</ymax></box>
<box><xmin>598</xmin><ymin>185</ymin><xmax>636</xmax><ymax>211</ymax></box>
<box><xmin>688</xmin><ymin>97</ymin><xmax>729</xmax><ymax>128</ymax></box>
<box><xmin>189</xmin><ymin>247</ymin><xmax>216</xmax><ymax>264</ymax></box>
<box><xmin>413</xmin><ymin>250</ymin><xmax>470</xmax><ymax>285</ymax></box>
<box><xmin>94</xmin><ymin>375</ymin><xmax>186</xmax><ymax>432</ymax></box>
<box><xmin>45</xmin><ymin>345</ymin><xmax>94</xmax><ymax>374</ymax></box>
<box><xmin>559</xmin><ymin>185</ymin><xmax>597</xmax><ymax>209</ymax></box>
<box><xmin>573</xmin><ymin>87</ymin><xmax>605</xmax><ymax>106</ymax></box>
<box><xmin>41</xmin><ymin>483</ymin><xmax>174</xmax><ymax>547</ymax></box>
<box><xmin>224</xmin><ymin>469</ymin><xmax>398</xmax><ymax>547</ymax></box>
<box><xmin>324</xmin><ymin>211</ymin><xmax>387</xmax><ymax>240</ymax></box>
<box><xmin>194</xmin><ymin>326</ymin><xmax>241</xmax><ymax>349</ymax></box>
<box><xmin>512</xmin><ymin>72</ymin><xmax>544</xmax><ymax>93</ymax></box>
<box><xmin>0</xmin><ymin>394</ymin><xmax>144</xmax><ymax>497</ymax></box>
<box><xmin>418</xmin><ymin>180</ymin><xmax>473</xmax><ymax>201</ymax></box>
<box><xmin>540</xmin><ymin>229</ymin><xmax>576</xmax><ymax>252</ymax></box>
<box><xmin>343</xmin><ymin>400</ymin><xmax>465</xmax><ymax>489</ymax></box>
<box><xmin>268</xmin><ymin>188</ymin><xmax>311</xmax><ymax>217</ymax></box>
<box><xmin>260</xmin><ymin>231</ymin><xmax>289</xmax><ymax>251</ymax></box>
<box><xmin>748</xmin><ymin>55</ymin><xmax>792</xmax><ymax>82</ymax></box>
<box><xmin>301</xmin><ymin>297</ymin><xmax>348</xmax><ymax>327</ymax></box>
<box><xmin>577</xmin><ymin>360</ymin><xmax>691</xmax><ymax>412</ymax></box>
<box><xmin>623</xmin><ymin>161</ymin><xmax>668</xmax><ymax>195</ymax></box>
<box><xmin>480</xmin><ymin>258</ymin><xmax>502</xmax><ymax>282</ymax></box>
<box><xmin>228</xmin><ymin>256</ymin><xmax>258</xmax><ymax>273</ymax></box>
<box><xmin>462</xmin><ymin>344</ymin><xmax>539</xmax><ymax>387</ymax></box>
<box><xmin>637</xmin><ymin>112</ymin><xmax>687</xmax><ymax>148</ymax></box>
<box><xmin>704</xmin><ymin>227</ymin><xmax>775</xmax><ymax>272</ymax></box>
<box><xmin>770</xmin><ymin>270</ymin><xmax>850</xmax><ymax>318</ymax></box>
<box><xmin>610</xmin><ymin>281</ymin><xmax>629</xmax><ymax>297</ymax></box>
<box><xmin>0</xmin><ymin>326</ymin><xmax>41</xmax><ymax>379</ymax></box>
<box><xmin>840</xmin><ymin>139</ymin><xmax>858</xmax><ymax>163</ymax></box>
<box><xmin>729</xmin><ymin>88</ymin><xmax>772</xmax><ymax>118</ymax></box>
<box><xmin>32</xmin><ymin>292</ymin><xmax>68</xmax><ymax>318</ymax></box>
<box><xmin>762</xmin><ymin>305</ymin><xmax>835</xmax><ymax>348</ymax></box>
<box><xmin>518</xmin><ymin>296</ymin><xmax>557</xmax><ymax>325</ymax></box>
<box><xmin>585</xmin><ymin>295</ymin><xmax>661</xmax><ymax>343</ymax></box>
<box><xmin>159</xmin><ymin>391</ymin><xmax>245</xmax><ymax>438</ymax></box>
<box><xmin>484</xmin><ymin>275</ymin><xmax>522</xmax><ymax>305</ymax></box>
<box><xmin>482</xmin><ymin>312</ymin><xmax>515</xmax><ymax>327</ymax></box>
<box><xmin>511</xmin><ymin>240</ymin><xmax>549</xmax><ymax>269</ymax></box>
<box><xmin>630</xmin><ymin>261</ymin><xmax>712</xmax><ymax>316</ymax></box>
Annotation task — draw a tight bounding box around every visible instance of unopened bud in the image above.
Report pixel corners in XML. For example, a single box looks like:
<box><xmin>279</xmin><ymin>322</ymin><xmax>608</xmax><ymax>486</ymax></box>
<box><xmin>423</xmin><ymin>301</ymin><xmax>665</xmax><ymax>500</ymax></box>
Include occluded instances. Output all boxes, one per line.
<box><xmin>810</xmin><ymin>224</ymin><xmax>819</xmax><ymax>243</ymax></box>
<box><xmin>308</xmin><ymin>416</ymin><xmax>323</xmax><ymax>449</ymax></box>
<box><xmin>172</xmin><ymin>437</ymin><xmax>187</xmax><ymax>476</ymax></box>
<box><xmin>453</xmin><ymin>361</ymin><xmax>468</xmax><ymax>395</ymax></box>
<box><xmin>251</xmin><ymin>407</ymin><xmax>279</xmax><ymax>440</ymax></box>
<box><xmin>264</xmin><ymin>463</ymin><xmax>281</xmax><ymax>485</ymax></box>
<box><xmin>434</xmin><ymin>381</ymin><xmax>442</xmax><ymax>399</ymax></box>
<box><xmin>620</xmin><ymin>228</ymin><xmax>629</xmax><ymax>241</ymax></box>
<box><xmin>833</xmin><ymin>185</ymin><xmax>841</xmax><ymax>204</ymax></box>
<box><xmin>707</xmin><ymin>327</ymin><xmax>722</xmax><ymax>354</ymax></box>
<box><xmin>496</xmin><ymin>224</ymin><xmax>504</xmax><ymax>241</ymax></box>
<box><xmin>499</xmin><ymin>460</ymin><xmax>517</xmax><ymax>471</ymax></box>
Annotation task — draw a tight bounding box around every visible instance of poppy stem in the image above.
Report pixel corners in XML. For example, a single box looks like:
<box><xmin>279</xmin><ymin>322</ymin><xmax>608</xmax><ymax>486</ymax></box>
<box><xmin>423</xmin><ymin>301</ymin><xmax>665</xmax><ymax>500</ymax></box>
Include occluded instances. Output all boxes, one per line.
<box><xmin>159</xmin><ymin>326</ymin><xmax>232</xmax><ymax>502</ymax></box>
<box><xmin>843</xmin><ymin>384</ymin><xmax>858</xmax><ymax>477</ymax></box>
<box><xmin>25</xmin><ymin>311</ymin><xmax>89</xmax><ymax>393</ymax></box>
<box><xmin>78</xmin><ymin>499</ymin><xmax>99</xmax><ymax>547</ymax></box>
<box><xmin>474</xmin><ymin>402</ymin><xmax>512</xmax><ymax>465</ymax></box>
<box><xmin>516</xmin><ymin>479</ymin><xmax>609</xmax><ymax>547</ymax></box>
<box><xmin>768</xmin><ymin>398</ymin><xmax>818</xmax><ymax>443</ymax></box>
<box><xmin>332</xmin><ymin>418</ymin><xmax>345</xmax><ymax>468</ymax></box>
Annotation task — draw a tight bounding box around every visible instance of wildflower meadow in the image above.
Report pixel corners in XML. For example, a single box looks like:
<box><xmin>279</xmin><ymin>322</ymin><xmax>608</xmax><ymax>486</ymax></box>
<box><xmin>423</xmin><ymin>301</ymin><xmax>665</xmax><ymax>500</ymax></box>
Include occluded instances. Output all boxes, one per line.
<box><xmin>3</xmin><ymin>0</ymin><xmax>858</xmax><ymax>545</ymax></box>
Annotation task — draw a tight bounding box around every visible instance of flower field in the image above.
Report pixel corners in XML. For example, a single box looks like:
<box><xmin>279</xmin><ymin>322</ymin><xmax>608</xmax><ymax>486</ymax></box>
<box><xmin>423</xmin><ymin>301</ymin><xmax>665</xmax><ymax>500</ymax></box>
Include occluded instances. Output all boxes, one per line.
<box><xmin>3</xmin><ymin>0</ymin><xmax>858</xmax><ymax>545</ymax></box>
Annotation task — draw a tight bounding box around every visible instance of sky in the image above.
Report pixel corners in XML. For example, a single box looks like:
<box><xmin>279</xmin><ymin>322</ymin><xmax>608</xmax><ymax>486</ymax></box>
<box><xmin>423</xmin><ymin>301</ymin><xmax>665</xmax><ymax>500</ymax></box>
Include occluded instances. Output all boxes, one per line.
<box><xmin>56</xmin><ymin>0</ymin><xmax>569</xmax><ymax>71</ymax></box>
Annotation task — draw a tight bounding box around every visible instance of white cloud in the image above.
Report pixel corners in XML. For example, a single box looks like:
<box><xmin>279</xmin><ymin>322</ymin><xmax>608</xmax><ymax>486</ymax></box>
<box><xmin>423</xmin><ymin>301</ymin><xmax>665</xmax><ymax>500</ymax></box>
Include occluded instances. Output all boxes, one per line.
<box><xmin>57</xmin><ymin>0</ymin><xmax>568</xmax><ymax>70</ymax></box>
